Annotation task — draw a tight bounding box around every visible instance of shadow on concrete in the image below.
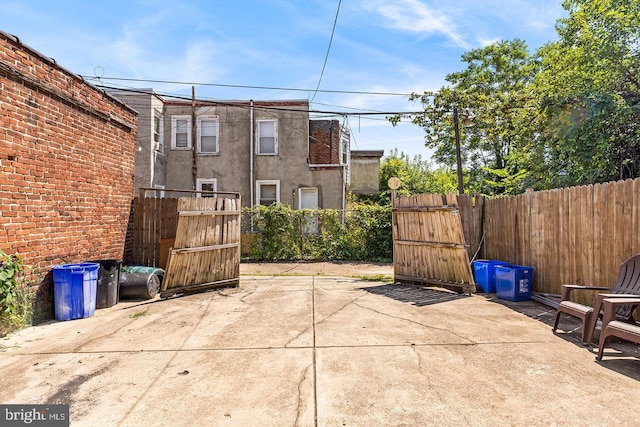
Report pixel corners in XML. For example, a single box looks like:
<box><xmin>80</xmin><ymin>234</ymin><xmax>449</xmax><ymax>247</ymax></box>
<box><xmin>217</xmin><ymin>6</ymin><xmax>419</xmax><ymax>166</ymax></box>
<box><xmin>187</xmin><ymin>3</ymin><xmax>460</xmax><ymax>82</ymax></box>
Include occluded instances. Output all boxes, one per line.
<box><xmin>360</xmin><ymin>284</ymin><xmax>470</xmax><ymax>307</ymax></box>
<box><xmin>484</xmin><ymin>294</ymin><xmax>640</xmax><ymax>380</ymax></box>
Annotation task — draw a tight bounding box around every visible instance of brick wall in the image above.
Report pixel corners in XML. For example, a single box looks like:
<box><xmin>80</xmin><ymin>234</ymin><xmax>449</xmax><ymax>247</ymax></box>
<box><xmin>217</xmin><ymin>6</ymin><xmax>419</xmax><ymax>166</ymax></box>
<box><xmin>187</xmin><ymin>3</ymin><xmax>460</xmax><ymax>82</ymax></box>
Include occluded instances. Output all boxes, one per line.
<box><xmin>0</xmin><ymin>32</ymin><xmax>137</xmax><ymax>320</ymax></box>
<box><xmin>309</xmin><ymin>120</ymin><xmax>340</xmax><ymax>164</ymax></box>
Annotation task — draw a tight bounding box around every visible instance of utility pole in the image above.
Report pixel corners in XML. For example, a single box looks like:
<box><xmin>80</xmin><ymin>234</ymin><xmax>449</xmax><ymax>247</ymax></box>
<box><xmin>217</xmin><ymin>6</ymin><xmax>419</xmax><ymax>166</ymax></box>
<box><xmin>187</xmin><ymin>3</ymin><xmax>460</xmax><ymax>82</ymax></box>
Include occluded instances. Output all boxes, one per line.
<box><xmin>453</xmin><ymin>106</ymin><xmax>464</xmax><ymax>195</ymax></box>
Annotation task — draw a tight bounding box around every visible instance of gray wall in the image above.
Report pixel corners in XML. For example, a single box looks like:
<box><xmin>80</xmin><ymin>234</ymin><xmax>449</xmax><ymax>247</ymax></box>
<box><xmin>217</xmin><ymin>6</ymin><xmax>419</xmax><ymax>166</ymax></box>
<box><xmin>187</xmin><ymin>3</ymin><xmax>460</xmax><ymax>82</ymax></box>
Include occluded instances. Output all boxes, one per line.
<box><xmin>163</xmin><ymin>102</ymin><xmax>346</xmax><ymax>209</ymax></box>
<box><xmin>110</xmin><ymin>91</ymin><xmax>166</xmax><ymax>192</ymax></box>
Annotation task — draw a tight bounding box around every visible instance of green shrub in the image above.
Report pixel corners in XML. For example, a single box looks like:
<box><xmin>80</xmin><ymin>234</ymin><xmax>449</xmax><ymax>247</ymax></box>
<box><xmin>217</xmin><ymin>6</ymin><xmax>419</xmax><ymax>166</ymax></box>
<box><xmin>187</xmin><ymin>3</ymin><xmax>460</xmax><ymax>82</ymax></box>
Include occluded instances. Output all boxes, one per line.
<box><xmin>248</xmin><ymin>204</ymin><xmax>303</xmax><ymax>260</ymax></box>
<box><xmin>244</xmin><ymin>203</ymin><xmax>392</xmax><ymax>262</ymax></box>
<box><xmin>0</xmin><ymin>250</ymin><xmax>35</xmax><ymax>334</ymax></box>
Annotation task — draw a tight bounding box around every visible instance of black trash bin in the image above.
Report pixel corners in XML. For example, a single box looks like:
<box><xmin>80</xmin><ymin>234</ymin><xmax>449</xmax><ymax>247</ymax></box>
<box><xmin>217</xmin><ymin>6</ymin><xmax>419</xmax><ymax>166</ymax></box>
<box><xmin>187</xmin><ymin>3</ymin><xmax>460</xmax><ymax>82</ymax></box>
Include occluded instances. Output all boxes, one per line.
<box><xmin>88</xmin><ymin>259</ymin><xmax>122</xmax><ymax>309</ymax></box>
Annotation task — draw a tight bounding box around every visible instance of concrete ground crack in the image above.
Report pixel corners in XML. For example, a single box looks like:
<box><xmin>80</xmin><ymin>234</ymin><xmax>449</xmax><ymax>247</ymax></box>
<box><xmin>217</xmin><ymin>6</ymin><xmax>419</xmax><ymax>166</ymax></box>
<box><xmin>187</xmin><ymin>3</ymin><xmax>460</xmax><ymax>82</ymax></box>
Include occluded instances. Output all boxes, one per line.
<box><xmin>116</xmin><ymin>293</ymin><xmax>217</xmax><ymax>426</ymax></box>
<box><xmin>238</xmin><ymin>284</ymin><xmax>258</xmax><ymax>304</ymax></box>
<box><xmin>293</xmin><ymin>362</ymin><xmax>313</xmax><ymax>427</ymax></box>
<box><xmin>284</xmin><ymin>326</ymin><xmax>311</xmax><ymax>348</ymax></box>
<box><xmin>410</xmin><ymin>345</ymin><xmax>445</xmax><ymax>398</ymax></box>
<box><xmin>72</xmin><ymin>318</ymin><xmax>143</xmax><ymax>352</ymax></box>
<box><xmin>353</xmin><ymin>301</ymin><xmax>477</xmax><ymax>345</ymax></box>
<box><xmin>313</xmin><ymin>293</ymin><xmax>363</xmax><ymax>327</ymax></box>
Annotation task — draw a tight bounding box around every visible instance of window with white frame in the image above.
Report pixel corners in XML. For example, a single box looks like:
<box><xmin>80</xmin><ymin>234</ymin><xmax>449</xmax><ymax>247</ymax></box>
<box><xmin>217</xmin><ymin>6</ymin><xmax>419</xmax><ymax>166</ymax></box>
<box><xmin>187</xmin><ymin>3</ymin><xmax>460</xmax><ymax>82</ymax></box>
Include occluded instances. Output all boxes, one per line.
<box><xmin>256</xmin><ymin>180</ymin><xmax>279</xmax><ymax>205</ymax></box>
<box><xmin>171</xmin><ymin>115</ymin><xmax>191</xmax><ymax>150</ymax></box>
<box><xmin>257</xmin><ymin>119</ymin><xmax>277</xmax><ymax>154</ymax></box>
<box><xmin>153</xmin><ymin>112</ymin><xmax>164</xmax><ymax>153</ymax></box>
<box><xmin>196</xmin><ymin>178</ymin><xmax>217</xmax><ymax>198</ymax></box>
<box><xmin>197</xmin><ymin>116</ymin><xmax>219</xmax><ymax>154</ymax></box>
<box><xmin>340</xmin><ymin>128</ymin><xmax>350</xmax><ymax>165</ymax></box>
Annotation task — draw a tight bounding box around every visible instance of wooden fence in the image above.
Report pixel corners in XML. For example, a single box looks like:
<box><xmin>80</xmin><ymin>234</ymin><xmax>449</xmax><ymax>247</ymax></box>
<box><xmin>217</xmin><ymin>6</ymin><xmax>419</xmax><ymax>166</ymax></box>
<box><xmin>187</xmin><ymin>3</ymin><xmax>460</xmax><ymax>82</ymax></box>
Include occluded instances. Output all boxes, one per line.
<box><xmin>393</xmin><ymin>193</ymin><xmax>475</xmax><ymax>294</ymax></box>
<box><xmin>476</xmin><ymin>178</ymin><xmax>640</xmax><ymax>307</ymax></box>
<box><xmin>129</xmin><ymin>197</ymin><xmax>179</xmax><ymax>267</ymax></box>
<box><xmin>161</xmin><ymin>196</ymin><xmax>241</xmax><ymax>297</ymax></box>
<box><xmin>457</xmin><ymin>193</ymin><xmax>483</xmax><ymax>261</ymax></box>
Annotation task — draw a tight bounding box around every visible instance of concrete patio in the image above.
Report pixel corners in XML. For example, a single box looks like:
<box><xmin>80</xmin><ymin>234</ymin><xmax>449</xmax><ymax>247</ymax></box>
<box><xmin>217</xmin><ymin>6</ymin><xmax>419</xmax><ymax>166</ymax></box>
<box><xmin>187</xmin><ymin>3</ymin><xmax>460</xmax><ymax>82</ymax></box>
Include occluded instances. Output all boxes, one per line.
<box><xmin>1</xmin><ymin>272</ymin><xmax>639</xmax><ymax>426</ymax></box>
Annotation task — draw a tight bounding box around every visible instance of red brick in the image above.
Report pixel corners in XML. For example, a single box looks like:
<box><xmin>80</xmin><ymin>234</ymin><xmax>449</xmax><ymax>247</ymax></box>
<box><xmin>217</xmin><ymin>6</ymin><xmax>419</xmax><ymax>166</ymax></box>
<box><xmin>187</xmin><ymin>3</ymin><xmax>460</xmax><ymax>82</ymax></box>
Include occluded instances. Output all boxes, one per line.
<box><xmin>1</xmin><ymin>32</ymin><xmax>136</xmax><ymax>277</ymax></box>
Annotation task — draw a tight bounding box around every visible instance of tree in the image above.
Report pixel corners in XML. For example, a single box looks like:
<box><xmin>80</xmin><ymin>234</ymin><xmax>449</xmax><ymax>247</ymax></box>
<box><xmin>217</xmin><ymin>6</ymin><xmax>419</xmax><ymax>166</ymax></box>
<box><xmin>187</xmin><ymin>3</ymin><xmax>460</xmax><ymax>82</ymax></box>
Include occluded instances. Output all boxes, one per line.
<box><xmin>534</xmin><ymin>0</ymin><xmax>640</xmax><ymax>185</ymax></box>
<box><xmin>393</xmin><ymin>1</ymin><xmax>640</xmax><ymax>191</ymax></box>
<box><xmin>375</xmin><ymin>150</ymin><xmax>458</xmax><ymax>204</ymax></box>
<box><xmin>394</xmin><ymin>40</ymin><xmax>538</xmax><ymax>195</ymax></box>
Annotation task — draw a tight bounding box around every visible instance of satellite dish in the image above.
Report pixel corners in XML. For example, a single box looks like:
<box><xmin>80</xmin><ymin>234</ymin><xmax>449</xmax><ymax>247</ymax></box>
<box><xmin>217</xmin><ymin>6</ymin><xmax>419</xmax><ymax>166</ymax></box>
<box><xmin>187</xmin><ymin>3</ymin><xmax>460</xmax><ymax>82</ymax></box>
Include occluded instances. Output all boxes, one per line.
<box><xmin>388</xmin><ymin>177</ymin><xmax>401</xmax><ymax>190</ymax></box>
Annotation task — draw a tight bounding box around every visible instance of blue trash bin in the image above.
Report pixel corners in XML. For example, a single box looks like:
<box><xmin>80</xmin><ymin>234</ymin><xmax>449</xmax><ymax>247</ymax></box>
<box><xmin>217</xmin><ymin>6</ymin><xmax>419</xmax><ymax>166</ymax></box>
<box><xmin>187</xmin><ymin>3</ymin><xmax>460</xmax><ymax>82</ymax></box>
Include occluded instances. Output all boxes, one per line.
<box><xmin>472</xmin><ymin>260</ymin><xmax>509</xmax><ymax>293</ymax></box>
<box><xmin>52</xmin><ymin>263</ymin><xmax>99</xmax><ymax>321</ymax></box>
<box><xmin>495</xmin><ymin>265</ymin><xmax>534</xmax><ymax>302</ymax></box>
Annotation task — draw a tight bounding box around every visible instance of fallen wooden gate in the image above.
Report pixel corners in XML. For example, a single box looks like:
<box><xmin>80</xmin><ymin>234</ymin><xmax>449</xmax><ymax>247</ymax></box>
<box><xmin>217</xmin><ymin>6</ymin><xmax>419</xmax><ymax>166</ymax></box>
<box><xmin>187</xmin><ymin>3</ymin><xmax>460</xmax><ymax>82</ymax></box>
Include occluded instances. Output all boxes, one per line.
<box><xmin>161</xmin><ymin>195</ymin><xmax>241</xmax><ymax>298</ymax></box>
<box><xmin>393</xmin><ymin>193</ymin><xmax>475</xmax><ymax>294</ymax></box>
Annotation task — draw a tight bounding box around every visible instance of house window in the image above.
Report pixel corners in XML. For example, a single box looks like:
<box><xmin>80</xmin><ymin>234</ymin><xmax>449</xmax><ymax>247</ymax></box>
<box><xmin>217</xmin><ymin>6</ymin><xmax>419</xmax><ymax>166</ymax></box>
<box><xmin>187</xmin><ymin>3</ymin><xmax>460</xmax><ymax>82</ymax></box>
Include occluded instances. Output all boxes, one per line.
<box><xmin>257</xmin><ymin>119</ymin><xmax>277</xmax><ymax>155</ymax></box>
<box><xmin>197</xmin><ymin>116</ymin><xmax>219</xmax><ymax>154</ymax></box>
<box><xmin>256</xmin><ymin>180</ymin><xmax>280</xmax><ymax>205</ymax></box>
<box><xmin>341</xmin><ymin>128</ymin><xmax>350</xmax><ymax>165</ymax></box>
<box><xmin>196</xmin><ymin>178</ymin><xmax>217</xmax><ymax>198</ymax></box>
<box><xmin>171</xmin><ymin>115</ymin><xmax>191</xmax><ymax>150</ymax></box>
<box><xmin>153</xmin><ymin>112</ymin><xmax>164</xmax><ymax>152</ymax></box>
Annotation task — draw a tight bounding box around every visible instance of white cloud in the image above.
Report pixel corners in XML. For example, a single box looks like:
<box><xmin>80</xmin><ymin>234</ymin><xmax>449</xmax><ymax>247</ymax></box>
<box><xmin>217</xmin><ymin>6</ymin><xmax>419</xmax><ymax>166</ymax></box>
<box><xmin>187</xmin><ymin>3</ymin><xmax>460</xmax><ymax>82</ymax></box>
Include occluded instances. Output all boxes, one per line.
<box><xmin>478</xmin><ymin>38</ymin><xmax>500</xmax><ymax>47</ymax></box>
<box><xmin>174</xmin><ymin>40</ymin><xmax>226</xmax><ymax>83</ymax></box>
<box><xmin>362</xmin><ymin>0</ymin><xmax>471</xmax><ymax>48</ymax></box>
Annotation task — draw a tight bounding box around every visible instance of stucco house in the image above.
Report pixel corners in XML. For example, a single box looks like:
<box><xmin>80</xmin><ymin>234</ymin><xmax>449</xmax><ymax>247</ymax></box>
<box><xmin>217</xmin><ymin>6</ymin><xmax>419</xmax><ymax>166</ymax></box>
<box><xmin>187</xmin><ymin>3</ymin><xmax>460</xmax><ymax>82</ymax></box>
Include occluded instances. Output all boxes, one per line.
<box><xmin>111</xmin><ymin>89</ymin><xmax>379</xmax><ymax>211</ymax></box>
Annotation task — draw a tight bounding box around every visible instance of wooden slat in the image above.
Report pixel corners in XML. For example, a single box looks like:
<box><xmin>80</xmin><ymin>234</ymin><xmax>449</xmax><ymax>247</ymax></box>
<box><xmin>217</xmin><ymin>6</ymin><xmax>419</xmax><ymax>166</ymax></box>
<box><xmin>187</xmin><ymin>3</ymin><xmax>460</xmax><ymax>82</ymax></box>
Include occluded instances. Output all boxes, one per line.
<box><xmin>178</xmin><ymin>210</ymin><xmax>242</xmax><ymax>216</ymax></box>
<box><xmin>395</xmin><ymin>240</ymin><xmax>468</xmax><ymax>249</ymax></box>
<box><xmin>592</xmin><ymin>183</ymin><xmax>603</xmax><ymax>287</ymax></box>
<box><xmin>171</xmin><ymin>243</ymin><xmax>241</xmax><ymax>254</ymax></box>
<box><xmin>160</xmin><ymin>278</ymin><xmax>240</xmax><ymax>298</ymax></box>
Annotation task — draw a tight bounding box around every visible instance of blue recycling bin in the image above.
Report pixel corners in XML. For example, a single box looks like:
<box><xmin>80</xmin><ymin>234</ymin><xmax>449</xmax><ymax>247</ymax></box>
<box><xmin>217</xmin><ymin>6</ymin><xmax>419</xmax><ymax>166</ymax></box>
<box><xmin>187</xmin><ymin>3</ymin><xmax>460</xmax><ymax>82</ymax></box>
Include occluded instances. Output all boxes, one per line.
<box><xmin>495</xmin><ymin>265</ymin><xmax>534</xmax><ymax>302</ymax></box>
<box><xmin>52</xmin><ymin>263</ymin><xmax>99</xmax><ymax>320</ymax></box>
<box><xmin>472</xmin><ymin>260</ymin><xmax>510</xmax><ymax>293</ymax></box>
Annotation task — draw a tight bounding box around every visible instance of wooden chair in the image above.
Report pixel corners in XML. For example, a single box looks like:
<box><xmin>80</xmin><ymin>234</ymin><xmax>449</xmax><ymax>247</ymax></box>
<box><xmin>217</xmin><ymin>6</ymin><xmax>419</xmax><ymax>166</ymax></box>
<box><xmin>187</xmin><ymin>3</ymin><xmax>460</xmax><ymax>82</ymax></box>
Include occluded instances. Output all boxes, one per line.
<box><xmin>552</xmin><ymin>253</ymin><xmax>640</xmax><ymax>344</ymax></box>
<box><xmin>596</xmin><ymin>297</ymin><xmax>640</xmax><ymax>361</ymax></box>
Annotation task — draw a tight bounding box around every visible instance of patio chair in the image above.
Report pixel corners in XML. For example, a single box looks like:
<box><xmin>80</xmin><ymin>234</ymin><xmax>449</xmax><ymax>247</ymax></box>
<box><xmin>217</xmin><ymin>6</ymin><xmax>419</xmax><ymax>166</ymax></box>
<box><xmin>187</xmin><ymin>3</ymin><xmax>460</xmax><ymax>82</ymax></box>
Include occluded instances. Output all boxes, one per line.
<box><xmin>552</xmin><ymin>253</ymin><xmax>640</xmax><ymax>344</ymax></box>
<box><xmin>596</xmin><ymin>297</ymin><xmax>640</xmax><ymax>361</ymax></box>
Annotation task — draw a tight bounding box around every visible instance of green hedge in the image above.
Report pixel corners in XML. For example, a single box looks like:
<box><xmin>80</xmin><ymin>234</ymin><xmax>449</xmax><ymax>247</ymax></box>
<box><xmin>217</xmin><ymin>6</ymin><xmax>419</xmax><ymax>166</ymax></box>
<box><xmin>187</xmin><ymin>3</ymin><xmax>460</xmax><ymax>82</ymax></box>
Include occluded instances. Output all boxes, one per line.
<box><xmin>244</xmin><ymin>204</ymin><xmax>392</xmax><ymax>262</ymax></box>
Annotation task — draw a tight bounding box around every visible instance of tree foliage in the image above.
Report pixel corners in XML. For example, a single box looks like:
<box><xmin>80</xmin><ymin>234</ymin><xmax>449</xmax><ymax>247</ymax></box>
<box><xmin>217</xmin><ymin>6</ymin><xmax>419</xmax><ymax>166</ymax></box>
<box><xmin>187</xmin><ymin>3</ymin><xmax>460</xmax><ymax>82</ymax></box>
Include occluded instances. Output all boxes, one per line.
<box><xmin>534</xmin><ymin>0</ymin><xmax>640</xmax><ymax>185</ymax></box>
<box><xmin>376</xmin><ymin>149</ymin><xmax>458</xmax><ymax>203</ymax></box>
<box><xmin>395</xmin><ymin>39</ymin><xmax>538</xmax><ymax>195</ymax></box>
<box><xmin>394</xmin><ymin>0</ymin><xmax>640</xmax><ymax>193</ymax></box>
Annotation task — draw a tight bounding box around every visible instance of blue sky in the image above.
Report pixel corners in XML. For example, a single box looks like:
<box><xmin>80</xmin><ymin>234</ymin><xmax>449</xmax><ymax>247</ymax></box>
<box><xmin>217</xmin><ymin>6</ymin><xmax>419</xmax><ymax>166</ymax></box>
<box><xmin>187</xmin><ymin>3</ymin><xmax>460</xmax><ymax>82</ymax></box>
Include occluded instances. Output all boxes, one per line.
<box><xmin>1</xmin><ymin>0</ymin><xmax>565</xmax><ymax>160</ymax></box>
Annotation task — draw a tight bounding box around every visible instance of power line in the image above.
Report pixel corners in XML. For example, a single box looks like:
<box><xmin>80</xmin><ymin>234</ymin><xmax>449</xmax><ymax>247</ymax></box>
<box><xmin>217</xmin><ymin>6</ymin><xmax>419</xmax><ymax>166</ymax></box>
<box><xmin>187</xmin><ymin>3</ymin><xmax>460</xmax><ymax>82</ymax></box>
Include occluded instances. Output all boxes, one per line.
<box><xmin>99</xmin><ymin>84</ymin><xmax>424</xmax><ymax>117</ymax></box>
<box><xmin>310</xmin><ymin>0</ymin><xmax>341</xmax><ymax>103</ymax></box>
<box><xmin>82</xmin><ymin>75</ymin><xmax>411</xmax><ymax>97</ymax></box>
<box><xmin>312</xmin><ymin>100</ymin><xmax>386</xmax><ymax>113</ymax></box>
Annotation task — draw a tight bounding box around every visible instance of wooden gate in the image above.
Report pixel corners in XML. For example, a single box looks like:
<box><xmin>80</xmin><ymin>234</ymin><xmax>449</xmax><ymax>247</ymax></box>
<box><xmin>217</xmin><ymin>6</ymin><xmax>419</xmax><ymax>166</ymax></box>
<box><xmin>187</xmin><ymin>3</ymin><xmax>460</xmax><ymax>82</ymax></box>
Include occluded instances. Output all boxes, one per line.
<box><xmin>161</xmin><ymin>195</ymin><xmax>241</xmax><ymax>297</ymax></box>
<box><xmin>393</xmin><ymin>193</ymin><xmax>475</xmax><ymax>294</ymax></box>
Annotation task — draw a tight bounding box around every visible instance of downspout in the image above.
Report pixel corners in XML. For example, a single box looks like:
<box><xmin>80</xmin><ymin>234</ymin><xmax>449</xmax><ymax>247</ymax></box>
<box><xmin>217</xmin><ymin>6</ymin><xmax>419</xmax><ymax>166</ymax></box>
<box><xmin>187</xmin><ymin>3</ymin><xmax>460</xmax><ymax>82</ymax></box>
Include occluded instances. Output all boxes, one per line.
<box><xmin>340</xmin><ymin>122</ymin><xmax>346</xmax><ymax>220</ymax></box>
<box><xmin>191</xmin><ymin>86</ymin><xmax>197</xmax><ymax>190</ymax></box>
<box><xmin>250</xmin><ymin>99</ymin><xmax>254</xmax><ymax>231</ymax></box>
<box><xmin>342</xmin><ymin>166</ymin><xmax>346</xmax><ymax>212</ymax></box>
<box><xmin>341</xmin><ymin>163</ymin><xmax>346</xmax><ymax>223</ymax></box>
